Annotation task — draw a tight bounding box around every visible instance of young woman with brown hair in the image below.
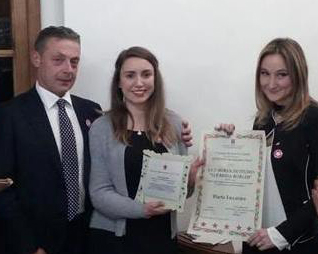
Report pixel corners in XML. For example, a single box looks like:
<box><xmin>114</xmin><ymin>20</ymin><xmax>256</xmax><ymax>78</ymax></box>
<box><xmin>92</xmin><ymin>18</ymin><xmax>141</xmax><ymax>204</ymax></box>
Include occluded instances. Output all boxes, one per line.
<box><xmin>88</xmin><ymin>46</ymin><xmax>202</xmax><ymax>254</ymax></box>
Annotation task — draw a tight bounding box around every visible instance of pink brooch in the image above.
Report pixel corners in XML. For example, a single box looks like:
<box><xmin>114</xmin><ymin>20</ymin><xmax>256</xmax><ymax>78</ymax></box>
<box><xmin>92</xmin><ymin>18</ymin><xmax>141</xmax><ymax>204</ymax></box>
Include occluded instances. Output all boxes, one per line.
<box><xmin>273</xmin><ymin>149</ymin><xmax>283</xmax><ymax>159</ymax></box>
<box><xmin>85</xmin><ymin>119</ymin><xmax>91</xmax><ymax>128</ymax></box>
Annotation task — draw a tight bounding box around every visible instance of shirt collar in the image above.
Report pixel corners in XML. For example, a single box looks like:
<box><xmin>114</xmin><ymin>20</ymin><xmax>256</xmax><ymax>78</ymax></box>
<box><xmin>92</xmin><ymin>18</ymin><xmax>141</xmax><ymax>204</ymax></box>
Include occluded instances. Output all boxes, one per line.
<box><xmin>36</xmin><ymin>82</ymin><xmax>73</xmax><ymax>110</ymax></box>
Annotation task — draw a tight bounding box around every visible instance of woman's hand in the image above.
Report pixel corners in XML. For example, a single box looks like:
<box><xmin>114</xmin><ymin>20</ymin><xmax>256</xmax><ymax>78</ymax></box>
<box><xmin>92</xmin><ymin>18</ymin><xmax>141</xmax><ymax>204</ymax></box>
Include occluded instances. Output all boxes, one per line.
<box><xmin>214</xmin><ymin>123</ymin><xmax>235</xmax><ymax>135</ymax></box>
<box><xmin>312</xmin><ymin>179</ymin><xmax>318</xmax><ymax>215</ymax></box>
<box><xmin>144</xmin><ymin>201</ymin><xmax>170</xmax><ymax>218</ymax></box>
<box><xmin>188</xmin><ymin>157</ymin><xmax>205</xmax><ymax>188</ymax></box>
<box><xmin>181</xmin><ymin>120</ymin><xmax>193</xmax><ymax>147</ymax></box>
<box><xmin>247</xmin><ymin>228</ymin><xmax>275</xmax><ymax>251</ymax></box>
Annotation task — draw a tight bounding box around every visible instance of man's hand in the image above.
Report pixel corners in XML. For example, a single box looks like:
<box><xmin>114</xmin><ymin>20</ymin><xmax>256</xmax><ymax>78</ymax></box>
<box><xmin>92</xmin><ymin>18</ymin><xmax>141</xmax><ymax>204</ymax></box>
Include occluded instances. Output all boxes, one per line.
<box><xmin>33</xmin><ymin>248</ymin><xmax>47</xmax><ymax>254</ymax></box>
<box><xmin>181</xmin><ymin>120</ymin><xmax>193</xmax><ymax>147</ymax></box>
<box><xmin>214</xmin><ymin>123</ymin><xmax>235</xmax><ymax>135</ymax></box>
<box><xmin>247</xmin><ymin>228</ymin><xmax>275</xmax><ymax>251</ymax></box>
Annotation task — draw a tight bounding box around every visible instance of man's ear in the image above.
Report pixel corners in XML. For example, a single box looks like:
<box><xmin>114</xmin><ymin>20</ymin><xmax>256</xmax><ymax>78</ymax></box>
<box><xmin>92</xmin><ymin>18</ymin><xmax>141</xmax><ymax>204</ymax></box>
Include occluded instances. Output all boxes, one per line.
<box><xmin>31</xmin><ymin>50</ymin><xmax>41</xmax><ymax>68</ymax></box>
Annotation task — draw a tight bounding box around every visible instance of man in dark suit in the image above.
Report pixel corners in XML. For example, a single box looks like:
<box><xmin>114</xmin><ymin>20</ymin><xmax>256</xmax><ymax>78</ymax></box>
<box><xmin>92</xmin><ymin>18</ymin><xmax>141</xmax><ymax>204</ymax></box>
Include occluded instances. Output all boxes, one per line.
<box><xmin>0</xmin><ymin>26</ymin><xmax>101</xmax><ymax>254</ymax></box>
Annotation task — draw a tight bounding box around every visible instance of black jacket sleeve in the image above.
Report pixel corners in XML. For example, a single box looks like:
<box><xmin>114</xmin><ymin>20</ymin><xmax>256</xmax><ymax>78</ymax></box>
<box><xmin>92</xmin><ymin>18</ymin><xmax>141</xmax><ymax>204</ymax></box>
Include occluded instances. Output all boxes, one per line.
<box><xmin>0</xmin><ymin>105</ymin><xmax>38</xmax><ymax>254</ymax></box>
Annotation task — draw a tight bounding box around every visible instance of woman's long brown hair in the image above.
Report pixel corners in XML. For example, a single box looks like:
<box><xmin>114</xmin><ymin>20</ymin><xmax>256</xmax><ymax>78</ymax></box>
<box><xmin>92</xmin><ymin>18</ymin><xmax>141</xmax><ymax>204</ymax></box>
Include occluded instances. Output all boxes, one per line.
<box><xmin>108</xmin><ymin>46</ymin><xmax>177</xmax><ymax>146</ymax></box>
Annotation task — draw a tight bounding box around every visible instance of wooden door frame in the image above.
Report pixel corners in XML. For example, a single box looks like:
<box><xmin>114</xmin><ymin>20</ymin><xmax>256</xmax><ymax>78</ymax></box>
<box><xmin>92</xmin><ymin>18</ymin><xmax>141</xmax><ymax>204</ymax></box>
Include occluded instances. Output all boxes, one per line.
<box><xmin>10</xmin><ymin>0</ymin><xmax>41</xmax><ymax>95</ymax></box>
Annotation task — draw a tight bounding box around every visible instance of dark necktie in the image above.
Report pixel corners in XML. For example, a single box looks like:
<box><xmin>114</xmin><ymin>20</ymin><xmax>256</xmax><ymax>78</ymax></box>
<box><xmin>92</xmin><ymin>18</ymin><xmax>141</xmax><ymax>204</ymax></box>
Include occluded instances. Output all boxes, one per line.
<box><xmin>57</xmin><ymin>99</ymin><xmax>79</xmax><ymax>221</ymax></box>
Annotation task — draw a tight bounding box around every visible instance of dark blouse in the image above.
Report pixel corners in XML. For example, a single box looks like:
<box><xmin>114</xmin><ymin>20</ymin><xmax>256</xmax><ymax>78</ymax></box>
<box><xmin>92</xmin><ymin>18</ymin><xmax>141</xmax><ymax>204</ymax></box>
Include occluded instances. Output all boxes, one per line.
<box><xmin>123</xmin><ymin>131</ymin><xmax>177</xmax><ymax>254</ymax></box>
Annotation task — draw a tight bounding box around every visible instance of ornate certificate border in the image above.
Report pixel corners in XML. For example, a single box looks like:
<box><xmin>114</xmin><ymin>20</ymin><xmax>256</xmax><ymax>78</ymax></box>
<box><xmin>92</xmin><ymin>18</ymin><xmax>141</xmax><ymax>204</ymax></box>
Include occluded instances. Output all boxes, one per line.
<box><xmin>135</xmin><ymin>150</ymin><xmax>193</xmax><ymax>212</ymax></box>
<box><xmin>188</xmin><ymin>130</ymin><xmax>266</xmax><ymax>241</ymax></box>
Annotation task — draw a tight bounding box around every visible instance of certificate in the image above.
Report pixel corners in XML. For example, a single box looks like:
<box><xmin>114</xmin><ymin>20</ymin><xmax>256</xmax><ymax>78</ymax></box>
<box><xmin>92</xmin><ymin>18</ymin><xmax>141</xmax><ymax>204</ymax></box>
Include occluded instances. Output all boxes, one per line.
<box><xmin>135</xmin><ymin>150</ymin><xmax>193</xmax><ymax>212</ymax></box>
<box><xmin>188</xmin><ymin>130</ymin><xmax>266</xmax><ymax>242</ymax></box>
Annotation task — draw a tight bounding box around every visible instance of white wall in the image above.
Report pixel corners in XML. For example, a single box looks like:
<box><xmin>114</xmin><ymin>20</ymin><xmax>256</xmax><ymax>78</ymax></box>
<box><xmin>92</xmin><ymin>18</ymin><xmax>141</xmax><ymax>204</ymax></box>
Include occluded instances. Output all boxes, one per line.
<box><xmin>42</xmin><ymin>0</ymin><xmax>318</xmax><ymax>231</ymax></box>
<box><xmin>40</xmin><ymin>0</ymin><xmax>64</xmax><ymax>27</ymax></box>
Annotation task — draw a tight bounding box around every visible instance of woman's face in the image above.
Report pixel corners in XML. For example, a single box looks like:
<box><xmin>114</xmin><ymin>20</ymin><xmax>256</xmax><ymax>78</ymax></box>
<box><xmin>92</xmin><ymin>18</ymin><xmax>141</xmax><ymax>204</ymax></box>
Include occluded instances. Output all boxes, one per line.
<box><xmin>259</xmin><ymin>53</ymin><xmax>293</xmax><ymax>106</ymax></box>
<box><xmin>119</xmin><ymin>57</ymin><xmax>155</xmax><ymax>110</ymax></box>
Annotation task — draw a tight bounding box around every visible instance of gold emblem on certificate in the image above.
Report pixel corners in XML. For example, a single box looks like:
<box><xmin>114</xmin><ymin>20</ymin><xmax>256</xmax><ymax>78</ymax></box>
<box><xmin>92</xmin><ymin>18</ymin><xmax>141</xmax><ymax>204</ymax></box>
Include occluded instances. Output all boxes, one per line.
<box><xmin>188</xmin><ymin>131</ymin><xmax>266</xmax><ymax>243</ymax></box>
<box><xmin>135</xmin><ymin>150</ymin><xmax>193</xmax><ymax>212</ymax></box>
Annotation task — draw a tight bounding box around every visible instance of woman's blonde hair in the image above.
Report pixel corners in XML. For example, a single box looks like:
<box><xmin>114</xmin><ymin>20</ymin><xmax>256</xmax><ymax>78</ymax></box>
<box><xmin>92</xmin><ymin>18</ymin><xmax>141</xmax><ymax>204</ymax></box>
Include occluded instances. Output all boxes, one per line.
<box><xmin>255</xmin><ymin>38</ymin><xmax>316</xmax><ymax>130</ymax></box>
<box><xmin>108</xmin><ymin>46</ymin><xmax>177</xmax><ymax>146</ymax></box>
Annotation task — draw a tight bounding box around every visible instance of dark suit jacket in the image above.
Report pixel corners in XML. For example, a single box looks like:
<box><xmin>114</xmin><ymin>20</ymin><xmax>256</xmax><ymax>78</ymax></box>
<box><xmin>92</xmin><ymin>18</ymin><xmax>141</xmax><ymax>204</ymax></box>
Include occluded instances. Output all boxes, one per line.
<box><xmin>0</xmin><ymin>87</ymin><xmax>101</xmax><ymax>254</ymax></box>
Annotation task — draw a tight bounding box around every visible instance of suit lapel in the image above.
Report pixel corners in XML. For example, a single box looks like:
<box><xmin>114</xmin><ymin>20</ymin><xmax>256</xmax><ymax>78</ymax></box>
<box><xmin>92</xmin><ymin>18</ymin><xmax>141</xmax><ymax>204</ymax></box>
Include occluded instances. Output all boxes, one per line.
<box><xmin>22</xmin><ymin>88</ymin><xmax>62</xmax><ymax>171</ymax></box>
<box><xmin>71</xmin><ymin>96</ymin><xmax>90</xmax><ymax>188</ymax></box>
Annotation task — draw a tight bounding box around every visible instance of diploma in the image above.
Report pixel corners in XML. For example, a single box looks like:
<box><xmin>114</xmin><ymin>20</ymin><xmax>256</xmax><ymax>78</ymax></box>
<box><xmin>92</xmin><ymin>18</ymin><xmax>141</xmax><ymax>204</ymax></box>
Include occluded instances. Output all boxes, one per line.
<box><xmin>0</xmin><ymin>178</ymin><xmax>13</xmax><ymax>192</ymax></box>
<box><xmin>135</xmin><ymin>150</ymin><xmax>193</xmax><ymax>212</ymax></box>
<box><xmin>188</xmin><ymin>130</ymin><xmax>266</xmax><ymax>242</ymax></box>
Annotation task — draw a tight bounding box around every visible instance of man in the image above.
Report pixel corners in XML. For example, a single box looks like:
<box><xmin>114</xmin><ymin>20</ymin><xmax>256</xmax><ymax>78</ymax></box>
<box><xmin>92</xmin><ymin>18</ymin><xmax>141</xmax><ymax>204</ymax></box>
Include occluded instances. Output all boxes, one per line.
<box><xmin>0</xmin><ymin>26</ymin><xmax>101</xmax><ymax>254</ymax></box>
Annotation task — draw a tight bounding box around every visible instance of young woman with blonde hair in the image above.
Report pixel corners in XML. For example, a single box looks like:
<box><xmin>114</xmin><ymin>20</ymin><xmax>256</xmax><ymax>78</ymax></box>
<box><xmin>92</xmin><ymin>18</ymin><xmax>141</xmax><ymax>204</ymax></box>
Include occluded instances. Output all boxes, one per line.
<box><xmin>244</xmin><ymin>38</ymin><xmax>318</xmax><ymax>253</ymax></box>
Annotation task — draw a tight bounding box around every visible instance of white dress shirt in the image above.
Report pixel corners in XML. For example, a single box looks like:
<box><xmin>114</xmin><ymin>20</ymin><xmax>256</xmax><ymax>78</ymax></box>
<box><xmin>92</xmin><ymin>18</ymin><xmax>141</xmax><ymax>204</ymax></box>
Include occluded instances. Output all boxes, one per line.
<box><xmin>263</xmin><ymin>146</ymin><xmax>289</xmax><ymax>250</ymax></box>
<box><xmin>36</xmin><ymin>83</ymin><xmax>85</xmax><ymax>213</ymax></box>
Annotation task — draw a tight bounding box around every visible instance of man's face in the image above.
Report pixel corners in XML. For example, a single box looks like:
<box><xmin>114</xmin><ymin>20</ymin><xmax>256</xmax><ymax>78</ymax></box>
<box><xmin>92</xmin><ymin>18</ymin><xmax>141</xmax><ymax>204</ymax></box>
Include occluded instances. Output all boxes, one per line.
<box><xmin>32</xmin><ymin>38</ymin><xmax>81</xmax><ymax>97</ymax></box>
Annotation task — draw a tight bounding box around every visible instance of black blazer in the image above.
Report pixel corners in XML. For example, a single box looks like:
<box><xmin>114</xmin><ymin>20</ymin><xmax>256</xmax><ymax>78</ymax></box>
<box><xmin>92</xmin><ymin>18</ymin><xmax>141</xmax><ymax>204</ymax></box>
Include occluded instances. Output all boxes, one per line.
<box><xmin>0</xmin><ymin>88</ymin><xmax>101</xmax><ymax>254</ymax></box>
<box><xmin>253</xmin><ymin>105</ymin><xmax>318</xmax><ymax>246</ymax></box>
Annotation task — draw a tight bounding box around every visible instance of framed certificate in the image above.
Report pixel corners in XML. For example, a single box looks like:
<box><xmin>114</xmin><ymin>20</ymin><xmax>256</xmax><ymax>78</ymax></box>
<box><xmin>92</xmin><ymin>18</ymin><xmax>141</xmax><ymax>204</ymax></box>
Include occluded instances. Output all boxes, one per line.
<box><xmin>188</xmin><ymin>131</ymin><xmax>266</xmax><ymax>242</ymax></box>
<box><xmin>135</xmin><ymin>150</ymin><xmax>193</xmax><ymax>212</ymax></box>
